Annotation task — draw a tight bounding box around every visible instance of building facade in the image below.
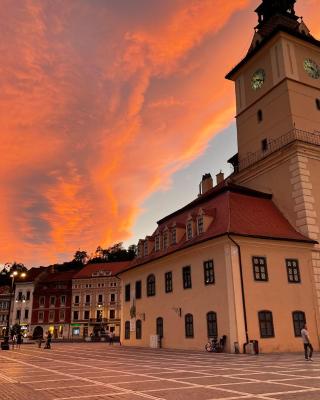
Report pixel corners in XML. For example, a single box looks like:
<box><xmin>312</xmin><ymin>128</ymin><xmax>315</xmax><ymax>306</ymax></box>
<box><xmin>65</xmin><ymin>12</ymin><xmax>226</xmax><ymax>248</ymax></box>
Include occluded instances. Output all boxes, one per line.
<box><xmin>30</xmin><ymin>269</ymin><xmax>77</xmax><ymax>339</ymax></box>
<box><xmin>11</xmin><ymin>267</ymin><xmax>46</xmax><ymax>337</ymax></box>
<box><xmin>0</xmin><ymin>286</ymin><xmax>10</xmax><ymax>337</ymax></box>
<box><xmin>119</xmin><ymin>0</ymin><xmax>320</xmax><ymax>353</ymax></box>
<box><xmin>71</xmin><ymin>262</ymin><xmax>128</xmax><ymax>339</ymax></box>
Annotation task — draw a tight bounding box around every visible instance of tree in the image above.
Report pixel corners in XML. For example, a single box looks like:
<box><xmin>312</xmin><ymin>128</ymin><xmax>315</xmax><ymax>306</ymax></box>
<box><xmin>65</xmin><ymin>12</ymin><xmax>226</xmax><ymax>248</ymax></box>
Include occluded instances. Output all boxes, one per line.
<box><xmin>73</xmin><ymin>250</ymin><xmax>88</xmax><ymax>264</ymax></box>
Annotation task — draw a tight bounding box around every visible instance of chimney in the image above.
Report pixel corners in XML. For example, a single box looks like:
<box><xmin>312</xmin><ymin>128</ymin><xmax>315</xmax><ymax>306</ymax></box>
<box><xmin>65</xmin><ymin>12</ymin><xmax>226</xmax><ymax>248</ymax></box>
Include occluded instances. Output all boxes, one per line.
<box><xmin>199</xmin><ymin>173</ymin><xmax>213</xmax><ymax>196</ymax></box>
<box><xmin>216</xmin><ymin>171</ymin><xmax>224</xmax><ymax>185</ymax></box>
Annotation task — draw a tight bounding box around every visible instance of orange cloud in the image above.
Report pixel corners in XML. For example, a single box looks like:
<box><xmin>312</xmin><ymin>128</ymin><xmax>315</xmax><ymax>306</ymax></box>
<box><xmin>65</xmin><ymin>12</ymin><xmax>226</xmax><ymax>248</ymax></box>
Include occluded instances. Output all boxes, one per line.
<box><xmin>0</xmin><ymin>0</ymin><xmax>318</xmax><ymax>266</ymax></box>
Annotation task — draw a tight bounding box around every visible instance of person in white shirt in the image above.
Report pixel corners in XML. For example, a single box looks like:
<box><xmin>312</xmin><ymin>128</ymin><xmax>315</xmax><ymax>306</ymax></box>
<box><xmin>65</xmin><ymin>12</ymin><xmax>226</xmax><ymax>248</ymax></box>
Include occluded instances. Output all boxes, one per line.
<box><xmin>301</xmin><ymin>324</ymin><xmax>313</xmax><ymax>361</ymax></box>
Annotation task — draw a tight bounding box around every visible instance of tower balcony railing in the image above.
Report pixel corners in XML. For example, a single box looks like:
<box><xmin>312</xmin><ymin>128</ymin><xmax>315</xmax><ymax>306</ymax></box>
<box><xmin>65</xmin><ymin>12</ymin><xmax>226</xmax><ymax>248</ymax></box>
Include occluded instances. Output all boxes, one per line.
<box><xmin>238</xmin><ymin>128</ymin><xmax>320</xmax><ymax>172</ymax></box>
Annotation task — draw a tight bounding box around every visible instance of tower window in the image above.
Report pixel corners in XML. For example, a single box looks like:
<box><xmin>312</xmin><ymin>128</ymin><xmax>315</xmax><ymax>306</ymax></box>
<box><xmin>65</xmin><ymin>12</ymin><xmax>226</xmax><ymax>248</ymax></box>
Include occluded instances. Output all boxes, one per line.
<box><xmin>257</xmin><ymin>109</ymin><xmax>263</xmax><ymax>123</ymax></box>
<box><xmin>316</xmin><ymin>99</ymin><xmax>320</xmax><ymax>110</ymax></box>
<box><xmin>261</xmin><ymin>139</ymin><xmax>268</xmax><ymax>152</ymax></box>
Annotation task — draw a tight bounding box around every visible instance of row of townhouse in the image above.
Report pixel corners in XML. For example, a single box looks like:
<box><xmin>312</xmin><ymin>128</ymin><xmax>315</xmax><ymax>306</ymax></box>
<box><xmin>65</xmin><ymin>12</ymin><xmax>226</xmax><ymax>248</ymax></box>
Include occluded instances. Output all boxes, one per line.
<box><xmin>4</xmin><ymin>262</ymin><xmax>127</xmax><ymax>340</ymax></box>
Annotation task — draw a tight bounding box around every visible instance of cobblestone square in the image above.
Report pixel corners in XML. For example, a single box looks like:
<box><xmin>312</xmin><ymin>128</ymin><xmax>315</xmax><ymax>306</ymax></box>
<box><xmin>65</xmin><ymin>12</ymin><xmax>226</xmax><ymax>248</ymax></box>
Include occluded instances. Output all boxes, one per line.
<box><xmin>0</xmin><ymin>343</ymin><xmax>319</xmax><ymax>400</ymax></box>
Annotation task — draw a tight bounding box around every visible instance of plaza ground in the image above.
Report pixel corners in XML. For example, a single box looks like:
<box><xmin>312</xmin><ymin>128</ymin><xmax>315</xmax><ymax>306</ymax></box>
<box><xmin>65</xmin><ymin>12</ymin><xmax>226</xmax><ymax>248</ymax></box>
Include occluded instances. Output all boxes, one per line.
<box><xmin>0</xmin><ymin>343</ymin><xmax>319</xmax><ymax>400</ymax></box>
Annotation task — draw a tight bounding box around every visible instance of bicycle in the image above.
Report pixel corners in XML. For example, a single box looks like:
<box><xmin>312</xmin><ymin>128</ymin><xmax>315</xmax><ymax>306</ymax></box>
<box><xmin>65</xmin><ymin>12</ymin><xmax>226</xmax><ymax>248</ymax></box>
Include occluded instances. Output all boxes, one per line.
<box><xmin>205</xmin><ymin>335</ymin><xmax>227</xmax><ymax>353</ymax></box>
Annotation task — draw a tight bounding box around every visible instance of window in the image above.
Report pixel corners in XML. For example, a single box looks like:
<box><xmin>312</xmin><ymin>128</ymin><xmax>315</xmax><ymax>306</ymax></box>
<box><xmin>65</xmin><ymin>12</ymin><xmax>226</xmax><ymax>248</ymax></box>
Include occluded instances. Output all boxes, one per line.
<box><xmin>286</xmin><ymin>259</ymin><xmax>301</xmax><ymax>283</ymax></box>
<box><xmin>197</xmin><ymin>216</ymin><xmax>204</xmax><ymax>234</ymax></box>
<box><xmin>292</xmin><ymin>311</ymin><xmax>306</xmax><ymax>337</ymax></box>
<box><xmin>49</xmin><ymin>310</ymin><xmax>55</xmax><ymax>322</ymax></box>
<box><xmin>38</xmin><ymin>311</ymin><xmax>44</xmax><ymax>322</ymax></box>
<box><xmin>18</xmin><ymin>291</ymin><xmax>22</xmax><ymax>301</ymax></box>
<box><xmin>252</xmin><ymin>257</ymin><xmax>268</xmax><ymax>281</ymax></box>
<box><xmin>73</xmin><ymin>311</ymin><xmax>79</xmax><ymax>321</ymax></box>
<box><xmin>16</xmin><ymin>310</ymin><xmax>21</xmax><ymax>320</ymax></box>
<box><xmin>183</xmin><ymin>266</ymin><xmax>192</xmax><ymax>289</ymax></box>
<box><xmin>171</xmin><ymin>229</ymin><xmax>177</xmax><ymax>244</ymax></box>
<box><xmin>74</xmin><ymin>295</ymin><xmax>80</xmax><ymax>304</ymax></box>
<box><xmin>60</xmin><ymin>295</ymin><xmax>66</xmax><ymax>305</ymax></box>
<box><xmin>144</xmin><ymin>241</ymin><xmax>148</xmax><ymax>256</ymax></box>
<box><xmin>258</xmin><ymin>311</ymin><xmax>274</xmax><ymax>338</ymax></box>
<box><xmin>207</xmin><ymin>311</ymin><xmax>218</xmax><ymax>338</ymax></box>
<box><xmin>125</xmin><ymin>284</ymin><xmax>131</xmax><ymax>302</ymax></box>
<box><xmin>98</xmin><ymin>294</ymin><xmax>103</xmax><ymax>303</ymax></box>
<box><xmin>204</xmin><ymin>260</ymin><xmax>215</xmax><ymax>285</ymax></box>
<box><xmin>186</xmin><ymin>222</ymin><xmax>193</xmax><ymax>240</ymax></box>
<box><xmin>85</xmin><ymin>294</ymin><xmax>91</xmax><ymax>304</ymax></box>
<box><xmin>59</xmin><ymin>310</ymin><xmax>65</xmax><ymax>321</ymax></box>
<box><xmin>147</xmin><ymin>274</ymin><xmax>156</xmax><ymax>297</ymax></box>
<box><xmin>50</xmin><ymin>296</ymin><xmax>56</xmax><ymax>306</ymax></box>
<box><xmin>185</xmin><ymin>314</ymin><xmax>194</xmax><ymax>338</ymax></box>
<box><xmin>125</xmin><ymin>321</ymin><xmax>130</xmax><ymax>339</ymax></box>
<box><xmin>110</xmin><ymin>293</ymin><xmax>116</xmax><ymax>302</ymax></box>
<box><xmin>316</xmin><ymin>98</ymin><xmax>320</xmax><ymax>110</ymax></box>
<box><xmin>257</xmin><ymin>109</ymin><xmax>263</xmax><ymax>123</ymax></box>
<box><xmin>110</xmin><ymin>309</ymin><xmax>115</xmax><ymax>319</ymax></box>
<box><xmin>155</xmin><ymin>235</ymin><xmax>160</xmax><ymax>251</ymax></box>
<box><xmin>84</xmin><ymin>310</ymin><xmax>90</xmax><ymax>320</ymax></box>
<box><xmin>136</xmin><ymin>319</ymin><xmax>142</xmax><ymax>339</ymax></box>
<box><xmin>39</xmin><ymin>296</ymin><xmax>45</xmax><ymax>306</ymax></box>
<box><xmin>156</xmin><ymin>317</ymin><xmax>163</xmax><ymax>338</ymax></box>
<box><xmin>135</xmin><ymin>281</ymin><xmax>142</xmax><ymax>299</ymax></box>
<box><xmin>163</xmin><ymin>232</ymin><xmax>168</xmax><ymax>249</ymax></box>
<box><xmin>24</xmin><ymin>309</ymin><xmax>29</xmax><ymax>319</ymax></box>
<box><xmin>26</xmin><ymin>291</ymin><xmax>30</xmax><ymax>301</ymax></box>
<box><xmin>165</xmin><ymin>271</ymin><xmax>173</xmax><ymax>293</ymax></box>
<box><xmin>261</xmin><ymin>139</ymin><xmax>268</xmax><ymax>152</ymax></box>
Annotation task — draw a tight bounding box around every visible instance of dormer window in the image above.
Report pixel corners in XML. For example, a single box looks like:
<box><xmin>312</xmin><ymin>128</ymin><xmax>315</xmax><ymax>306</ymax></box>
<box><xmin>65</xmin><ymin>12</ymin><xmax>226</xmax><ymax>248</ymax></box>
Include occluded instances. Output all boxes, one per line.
<box><xmin>197</xmin><ymin>216</ymin><xmax>204</xmax><ymax>234</ymax></box>
<box><xmin>143</xmin><ymin>241</ymin><xmax>148</xmax><ymax>256</ymax></box>
<box><xmin>171</xmin><ymin>229</ymin><xmax>176</xmax><ymax>245</ymax></box>
<box><xmin>163</xmin><ymin>232</ymin><xmax>168</xmax><ymax>249</ymax></box>
<box><xmin>137</xmin><ymin>244</ymin><xmax>143</xmax><ymax>258</ymax></box>
<box><xmin>155</xmin><ymin>235</ymin><xmax>160</xmax><ymax>252</ymax></box>
<box><xmin>186</xmin><ymin>222</ymin><xmax>193</xmax><ymax>240</ymax></box>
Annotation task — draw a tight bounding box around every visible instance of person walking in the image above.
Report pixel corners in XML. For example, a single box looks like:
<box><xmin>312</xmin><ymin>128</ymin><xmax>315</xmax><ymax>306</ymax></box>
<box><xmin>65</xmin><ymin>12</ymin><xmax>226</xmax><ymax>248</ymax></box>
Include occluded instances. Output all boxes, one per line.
<box><xmin>109</xmin><ymin>331</ymin><xmax>115</xmax><ymax>345</ymax></box>
<box><xmin>37</xmin><ymin>335</ymin><xmax>42</xmax><ymax>348</ymax></box>
<box><xmin>16</xmin><ymin>332</ymin><xmax>22</xmax><ymax>349</ymax></box>
<box><xmin>11</xmin><ymin>333</ymin><xmax>17</xmax><ymax>350</ymax></box>
<box><xmin>301</xmin><ymin>324</ymin><xmax>313</xmax><ymax>361</ymax></box>
<box><xmin>44</xmin><ymin>331</ymin><xmax>52</xmax><ymax>349</ymax></box>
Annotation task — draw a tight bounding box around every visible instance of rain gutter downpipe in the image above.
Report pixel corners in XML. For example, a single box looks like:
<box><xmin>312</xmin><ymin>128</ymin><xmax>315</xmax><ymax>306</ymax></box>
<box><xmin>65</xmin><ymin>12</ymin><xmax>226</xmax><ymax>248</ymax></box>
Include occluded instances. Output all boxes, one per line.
<box><xmin>227</xmin><ymin>234</ymin><xmax>249</xmax><ymax>353</ymax></box>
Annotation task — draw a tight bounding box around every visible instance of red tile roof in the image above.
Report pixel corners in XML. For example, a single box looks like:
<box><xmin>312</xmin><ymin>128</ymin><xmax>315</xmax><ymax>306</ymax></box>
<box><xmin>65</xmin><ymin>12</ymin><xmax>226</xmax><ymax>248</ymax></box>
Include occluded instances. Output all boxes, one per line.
<box><xmin>16</xmin><ymin>267</ymin><xmax>47</xmax><ymax>283</ymax></box>
<box><xmin>121</xmin><ymin>183</ymin><xmax>316</xmax><ymax>273</ymax></box>
<box><xmin>73</xmin><ymin>262</ymin><xmax>130</xmax><ymax>279</ymax></box>
<box><xmin>40</xmin><ymin>269</ymin><xmax>79</xmax><ymax>283</ymax></box>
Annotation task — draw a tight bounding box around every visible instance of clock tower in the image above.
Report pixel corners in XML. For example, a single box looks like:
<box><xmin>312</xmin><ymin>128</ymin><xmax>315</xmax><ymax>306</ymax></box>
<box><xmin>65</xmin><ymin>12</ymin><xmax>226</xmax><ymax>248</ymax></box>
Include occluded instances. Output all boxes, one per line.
<box><xmin>226</xmin><ymin>0</ymin><xmax>320</xmax><ymax>310</ymax></box>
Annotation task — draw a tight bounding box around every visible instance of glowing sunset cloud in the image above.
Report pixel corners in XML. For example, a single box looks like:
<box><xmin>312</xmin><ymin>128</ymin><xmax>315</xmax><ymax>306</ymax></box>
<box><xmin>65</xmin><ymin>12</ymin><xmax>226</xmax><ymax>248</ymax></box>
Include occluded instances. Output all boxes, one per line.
<box><xmin>0</xmin><ymin>0</ymin><xmax>319</xmax><ymax>266</ymax></box>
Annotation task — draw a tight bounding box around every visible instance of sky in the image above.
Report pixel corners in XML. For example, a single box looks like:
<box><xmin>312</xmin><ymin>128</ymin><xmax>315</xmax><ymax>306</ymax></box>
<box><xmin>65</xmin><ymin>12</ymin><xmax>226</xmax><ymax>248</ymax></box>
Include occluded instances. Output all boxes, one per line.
<box><xmin>0</xmin><ymin>0</ymin><xmax>319</xmax><ymax>267</ymax></box>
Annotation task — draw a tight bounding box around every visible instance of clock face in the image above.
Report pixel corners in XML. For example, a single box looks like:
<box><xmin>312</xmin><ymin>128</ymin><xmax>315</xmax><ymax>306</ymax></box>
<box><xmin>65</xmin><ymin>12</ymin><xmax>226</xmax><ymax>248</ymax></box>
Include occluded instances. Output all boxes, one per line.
<box><xmin>251</xmin><ymin>69</ymin><xmax>266</xmax><ymax>90</ymax></box>
<box><xmin>304</xmin><ymin>58</ymin><xmax>320</xmax><ymax>79</ymax></box>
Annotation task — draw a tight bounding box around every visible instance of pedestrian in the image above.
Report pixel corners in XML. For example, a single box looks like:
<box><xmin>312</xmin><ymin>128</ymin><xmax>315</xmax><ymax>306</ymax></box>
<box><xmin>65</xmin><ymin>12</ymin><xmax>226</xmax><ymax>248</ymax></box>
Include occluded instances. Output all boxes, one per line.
<box><xmin>301</xmin><ymin>324</ymin><xmax>313</xmax><ymax>361</ymax></box>
<box><xmin>11</xmin><ymin>333</ymin><xmax>17</xmax><ymax>350</ymax></box>
<box><xmin>17</xmin><ymin>332</ymin><xmax>22</xmax><ymax>349</ymax></box>
<box><xmin>109</xmin><ymin>331</ymin><xmax>114</xmax><ymax>345</ymax></box>
<box><xmin>37</xmin><ymin>335</ymin><xmax>42</xmax><ymax>348</ymax></box>
<box><xmin>44</xmin><ymin>331</ymin><xmax>52</xmax><ymax>349</ymax></box>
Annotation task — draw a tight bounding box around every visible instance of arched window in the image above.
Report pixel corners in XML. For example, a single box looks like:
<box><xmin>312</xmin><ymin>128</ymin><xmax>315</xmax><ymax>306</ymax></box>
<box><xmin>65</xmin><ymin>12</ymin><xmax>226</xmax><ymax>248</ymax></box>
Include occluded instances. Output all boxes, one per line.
<box><xmin>257</xmin><ymin>109</ymin><xmax>263</xmax><ymax>123</ymax></box>
<box><xmin>147</xmin><ymin>274</ymin><xmax>156</xmax><ymax>297</ymax></box>
<box><xmin>207</xmin><ymin>311</ymin><xmax>218</xmax><ymax>338</ymax></box>
<box><xmin>124</xmin><ymin>321</ymin><xmax>130</xmax><ymax>339</ymax></box>
<box><xmin>292</xmin><ymin>311</ymin><xmax>306</xmax><ymax>337</ymax></box>
<box><xmin>316</xmin><ymin>98</ymin><xmax>320</xmax><ymax>110</ymax></box>
<box><xmin>156</xmin><ymin>317</ymin><xmax>163</xmax><ymax>338</ymax></box>
<box><xmin>258</xmin><ymin>311</ymin><xmax>274</xmax><ymax>338</ymax></box>
<box><xmin>185</xmin><ymin>314</ymin><xmax>194</xmax><ymax>338</ymax></box>
<box><xmin>136</xmin><ymin>319</ymin><xmax>142</xmax><ymax>339</ymax></box>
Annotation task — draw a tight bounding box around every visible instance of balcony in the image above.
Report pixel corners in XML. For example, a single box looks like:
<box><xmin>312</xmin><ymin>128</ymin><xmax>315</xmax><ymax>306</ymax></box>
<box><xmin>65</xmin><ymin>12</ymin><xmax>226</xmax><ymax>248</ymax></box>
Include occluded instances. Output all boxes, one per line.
<box><xmin>89</xmin><ymin>318</ymin><xmax>108</xmax><ymax>324</ymax></box>
<box><xmin>234</xmin><ymin>129</ymin><xmax>320</xmax><ymax>172</ymax></box>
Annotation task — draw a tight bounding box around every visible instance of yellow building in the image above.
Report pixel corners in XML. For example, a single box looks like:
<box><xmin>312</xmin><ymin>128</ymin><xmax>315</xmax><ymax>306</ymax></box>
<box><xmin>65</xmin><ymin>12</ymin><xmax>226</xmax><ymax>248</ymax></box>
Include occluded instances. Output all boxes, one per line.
<box><xmin>119</xmin><ymin>0</ymin><xmax>320</xmax><ymax>353</ymax></box>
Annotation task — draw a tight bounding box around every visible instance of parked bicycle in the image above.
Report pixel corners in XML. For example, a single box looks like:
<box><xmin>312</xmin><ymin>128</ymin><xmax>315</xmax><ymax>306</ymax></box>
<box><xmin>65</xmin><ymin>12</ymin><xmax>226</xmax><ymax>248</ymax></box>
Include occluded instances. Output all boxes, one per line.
<box><xmin>205</xmin><ymin>335</ymin><xmax>227</xmax><ymax>353</ymax></box>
